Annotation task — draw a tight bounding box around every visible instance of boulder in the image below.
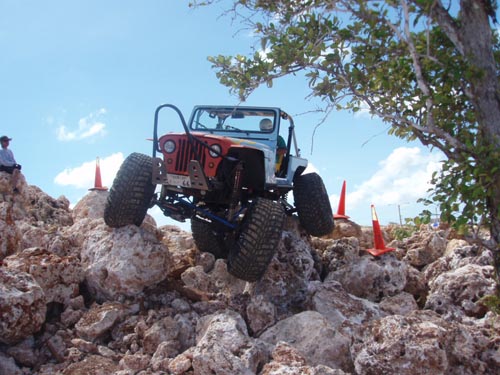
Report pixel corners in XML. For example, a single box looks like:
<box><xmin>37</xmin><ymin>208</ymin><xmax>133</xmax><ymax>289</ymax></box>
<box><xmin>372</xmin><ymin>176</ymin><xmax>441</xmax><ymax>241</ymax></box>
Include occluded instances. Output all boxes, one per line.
<box><xmin>0</xmin><ymin>268</ymin><xmax>46</xmax><ymax>344</ymax></box>
<box><xmin>3</xmin><ymin>247</ymin><xmax>84</xmax><ymax>304</ymax></box>
<box><xmin>402</xmin><ymin>227</ymin><xmax>447</xmax><ymax>267</ymax></box>
<box><xmin>425</xmin><ymin>263</ymin><xmax>496</xmax><ymax>319</ymax></box>
<box><xmin>307</xmin><ymin>280</ymin><xmax>383</xmax><ymax>336</ymax></box>
<box><xmin>80</xmin><ymin>223</ymin><xmax>171</xmax><ymax>301</ymax></box>
<box><xmin>352</xmin><ymin>310</ymin><xmax>498</xmax><ymax>374</ymax></box>
<box><xmin>326</xmin><ymin>252</ymin><xmax>407</xmax><ymax>302</ymax></box>
<box><xmin>75</xmin><ymin>302</ymin><xmax>129</xmax><ymax>341</ymax></box>
<box><xmin>260</xmin><ymin>341</ymin><xmax>347</xmax><ymax>375</ymax></box>
<box><xmin>259</xmin><ymin>311</ymin><xmax>353</xmax><ymax>372</ymax></box>
<box><xmin>186</xmin><ymin>310</ymin><xmax>270</xmax><ymax>375</ymax></box>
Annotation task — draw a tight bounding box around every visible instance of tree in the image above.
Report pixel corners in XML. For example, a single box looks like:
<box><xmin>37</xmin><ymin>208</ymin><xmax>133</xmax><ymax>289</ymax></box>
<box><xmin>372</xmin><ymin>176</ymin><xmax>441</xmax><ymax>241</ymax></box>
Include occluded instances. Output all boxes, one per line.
<box><xmin>192</xmin><ymin>0</ymin><xmax>500</xmax><ymax>284</ymax></box>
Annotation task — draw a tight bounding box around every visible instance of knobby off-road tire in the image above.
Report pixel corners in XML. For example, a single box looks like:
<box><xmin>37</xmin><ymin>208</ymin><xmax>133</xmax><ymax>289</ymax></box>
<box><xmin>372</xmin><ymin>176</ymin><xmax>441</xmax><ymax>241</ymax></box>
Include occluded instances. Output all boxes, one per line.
<box><xmin>191</xmin><ymin>218</ymin><xmax>228</xmax><ymax>259</ymax></box>
<box><xmin>104</xmin><ymin>153</ymin><xmax>156</xmax><ymax>228</ymax></box>
<box><xmin>227</xmin><ymin>198</ymin><xmax>286</xmax><ymax>282</ymax></box>
<box><xmin>293</xmin><ymin>172</ymin><xmax>334</xmax><ymax>236</ymax></box>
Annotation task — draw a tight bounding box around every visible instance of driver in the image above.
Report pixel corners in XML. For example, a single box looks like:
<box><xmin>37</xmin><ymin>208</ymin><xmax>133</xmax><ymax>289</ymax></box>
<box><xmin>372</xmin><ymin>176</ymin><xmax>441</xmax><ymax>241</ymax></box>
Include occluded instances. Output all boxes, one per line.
<box><xmin>260</xmin><ymin>119</ymin><xmax>287</xmax><ymax>173</ymax></box>
<box><xmin>260</xmin><ymin>118</ymin><xmax>286</xmax><ymax>149</ymax></box>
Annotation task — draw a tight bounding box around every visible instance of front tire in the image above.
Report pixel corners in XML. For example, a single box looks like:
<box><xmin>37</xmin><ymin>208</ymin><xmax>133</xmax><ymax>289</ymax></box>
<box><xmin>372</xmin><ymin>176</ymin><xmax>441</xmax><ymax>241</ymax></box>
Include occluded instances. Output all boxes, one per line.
<box><xmin>293</xmin><ymin>172</ymin><xmax>334</xmax><ymax>236</ymax></box>
<box><xmin>191</xmin><ymin>218</ymin><xmax>228</xmax><ymax>259</ymax></box>
<box><xmin>227</xmin><ymin>198</ymin><xmax>285</xmax><ymax>282</ymax></box>
<box><xmin>104</xmin><ymin>153</ymin><xmax>156</xmax><ymax>228</ymax></box>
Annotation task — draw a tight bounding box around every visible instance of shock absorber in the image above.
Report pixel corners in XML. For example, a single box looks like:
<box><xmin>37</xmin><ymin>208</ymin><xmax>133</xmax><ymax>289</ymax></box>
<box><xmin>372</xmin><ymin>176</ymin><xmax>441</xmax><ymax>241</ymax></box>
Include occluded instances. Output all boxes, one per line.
<box><xmin>227</xmin><ymin>162</ymin><xmax>244</xmax><ymax>222</ymax></box>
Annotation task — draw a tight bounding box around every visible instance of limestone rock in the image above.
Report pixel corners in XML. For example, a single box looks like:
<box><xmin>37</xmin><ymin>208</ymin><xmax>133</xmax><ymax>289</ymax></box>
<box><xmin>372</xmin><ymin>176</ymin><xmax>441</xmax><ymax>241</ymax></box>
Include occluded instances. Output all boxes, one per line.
<box><xmin>72</xmin><ymin>190</ymin><xmax>109</xmax><ymax>220</ymax></box>
<box><xmin>61</xmin><ymin>354</ymin><xmax>119</xmax><ymax>375</ymax></box>
<box><xmin>180</xmin><ymin>260</ymin><xmax>247</xmax><ymax>299</ymax></box>
<box><xmin>0</xmin><ymin>268</ymin><xmax>46</xmax><ymax>345</ymax></box>
<box><xmin>326</xmin><ymin>253</ymin><xmax>407</xmax><ymax>302</ymax></box>
<box><xmin>247</xmin><ymin>227</ymin><xmax>318</xmax><ymax>323</ymax></box>
<box><xmin>352</xmin><ymin>310</ymin><xmax>498</xmax><ymax>374</ymax></box>
<box><xmin>379</xmin><ymin>291</ymin><xmax>419</xmax><ymax>315</ymax></box>
<box><xmin>401</xmin><ymin>227</ymin><xmax>447</xmax><ymax>266</ymax></box>
<box><xmin>259</xmin><ymin>311</ymin><xmax>353</xmax><ymax>372</ymax></box>
<box><xmin>0</xmin><ymin>351</ymin><xmax>22</xmax><ymax>375</ymax></box>
<box><xmin>425</xmin><ymin>263</ymin><xmax>496</xmax><ymax>319</ymax></box>
<box><xmin>142</xmin><ymin>316</ymin><xmax>181</xmax><ymax>355</ymax></box>
<box><xmin>1</xmin><ymin>171</ymin><xmax>499</xmax><ymax>375</ymax></box>
<box><xmin>191</xmin><ymin>310</ymin><xmax>270</xmax><ymax>374</ymax></box>
<box><xmin>307</xmin><ymin>280</ymin><xmax>383</xmax><ymax>336</ymax></box>
<box><xmin>80</xmin><ymin>223</ymin><xmax>171</xmax><ymax>301</ymax></box>
<box><xmin>260</xmin><ymin>342</ymin><xmax>348</xmax><ymax>375</ymax></box>
<box><xmin>75</xmin><ymin>302</ymin><xmax>129</xmax><ymax>341</ymax></box>
<box><xmin>3</xmin><ymin>247</ymin><xmax>84</xmax><ymax>304</ymax></box>
<box><xmin>328</xmin><ymin>219</ymin><xmax>363</xmax><ymax>240</ymax></box>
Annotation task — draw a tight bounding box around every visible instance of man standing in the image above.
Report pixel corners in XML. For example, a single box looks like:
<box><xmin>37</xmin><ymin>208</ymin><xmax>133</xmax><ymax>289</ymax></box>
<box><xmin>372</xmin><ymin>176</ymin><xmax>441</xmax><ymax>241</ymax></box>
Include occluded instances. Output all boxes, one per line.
<box><xmin>0</xmin><ymin>135</ymin><xmax>22</xmax><ymax>193</ymax></box>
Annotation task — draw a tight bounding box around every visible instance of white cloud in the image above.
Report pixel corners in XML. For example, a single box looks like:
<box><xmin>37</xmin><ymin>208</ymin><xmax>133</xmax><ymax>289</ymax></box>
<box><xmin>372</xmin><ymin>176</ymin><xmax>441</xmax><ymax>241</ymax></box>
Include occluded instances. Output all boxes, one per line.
<box><xmin>54</xmin><ymin>152</ymin><xmax>124</xmax><ymax>189</ymax></box>
<box><xmin>331</xmin><ymin>147</ymin><xmax>443</xmax><ymax>211</ymax></box>
<box><xmin>56</xmin><ymin>108</ymin><xmax>107</xmax><ymax>141</ymax></box>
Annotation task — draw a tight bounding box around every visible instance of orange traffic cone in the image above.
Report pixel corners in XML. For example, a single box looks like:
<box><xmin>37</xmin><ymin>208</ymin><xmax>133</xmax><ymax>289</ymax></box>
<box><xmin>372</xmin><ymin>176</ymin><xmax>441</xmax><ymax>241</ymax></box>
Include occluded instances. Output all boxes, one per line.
<box><xmin>366</xmin><ymin>204</ymin><xmax>395</xmax><ymax>256</ymax></box>
<box><xmin>334</xmin><ymin>180</ymin><xmax>350</xmax><ymax>219</ymax></box>
<box><xmin>89</xmin><ymin>157</ymin><xmax>108</xmax><ymax>191</ymax></box>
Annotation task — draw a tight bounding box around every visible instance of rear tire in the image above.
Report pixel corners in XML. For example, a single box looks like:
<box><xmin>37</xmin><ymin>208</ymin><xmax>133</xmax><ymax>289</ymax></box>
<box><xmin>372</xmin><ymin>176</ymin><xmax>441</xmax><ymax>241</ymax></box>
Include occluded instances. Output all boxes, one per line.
<box><xmin>104</xmin><ymin>153</ymin><xmax>156</xmax><ymax>228</ymax></box>
<box><xmin>227</xmin><ymin>198</ymin><xmax>285</xmax><ymax>282</ymax></box>
<box><xmin>293</xmin><ymin>172</ymin><xmax>334</xmax><ymax>236</ymax></box>
<box><xmin>191</xmin><ymin>218</ymin><xmax>228</xmax><ymax>259</ymax></box>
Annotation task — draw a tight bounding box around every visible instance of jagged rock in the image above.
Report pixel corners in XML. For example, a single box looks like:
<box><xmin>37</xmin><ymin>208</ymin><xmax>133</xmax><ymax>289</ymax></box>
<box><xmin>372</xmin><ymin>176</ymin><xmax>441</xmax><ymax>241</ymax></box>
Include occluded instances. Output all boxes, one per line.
<box><xmin>0</xmin><ymin>268</ymin><xmax>46</xmax><ymax>345</ymax></box>
<box><xmin>0</xmin><ymin>351</ymin><xmax>22</xmax><ymax>375</ymax></box>
<box><xmin>166</xmin><ymin>352</ymin><xmax>190</xmax><ymax>374</ymax></box>
<box><xmin>72</xmin><ymin>190</ymin><xmax>108</xmax><ymax>220</ymax></box>
<box><xmin>379</xmin><ymin>291</ymin><xmax>418</xmax><ymax>315</ymax></box>
<box><xmin>329</xmin><ymin>219</ymin><xmax>363</xmax><ymax>240</ymax></box>
<box><xmin>401</xmin><ymin>227</ymin><xmax>447</xmax><ymax>267</ymax></box>
<box><xmin>143</xmin><ymin>316</ymin><xmax>181</xmax><ymax>355</ymax></box>
<box><xmin>80</xmin><ymin>223</ymin><xmax>171</xmax><ymax>301</ymax></box>
<box><xmin>352</xmin><ymin>310</ymin><xmax>499</xmax><ymax>374</ymax></box>
<box><xmin>445</xmin><ymin>242</ymin><xmax>494</xmax><ymax>270</ymax></box>
<box><xmin>246</xmin><ymin>294</ymin><xmax>277</xmax><ymax>335</ymax></box>
<box><xmin>189</xmin><ymin>310</ymin><xmax>270</xmax><ymax>374</ymax></box>
<box><xmin>5</xmin><ymin>336</ymin><xmax>39</xmax><ymax>368</ymax></box>
<box><xmin>0</xmin><ymin>174</ymin><xmax>73</xmax><ymax>260</ymax></box>
<box><xmin>0</xmin><ymin>200</ymin><xmax>22</xmax><ymax>260</ymax></box>
<box><xmin>307</xmin><ymin>280</ymin><xmax>383</xmax><ymax>337</ymax></box>
<box><xmin>425</xmin><ymin>263</ymin><xmax>496</xmax><ymax>319</ymax></box>
<box><xmin>75</xmin><ymin>302</ymin><xmax>130</xmax><ymax>341</ymax></box>
<box><xmin>403</xmin><ymin>265</ymin><xmax>428</xmax><ymax>305</ymax></box>
<box><xmin>247</xmin><ymin>226</ymin><xmax>318</xmax><ymax>323</ymax></box>
<box><xmin>320</xmin><ymin>237</ymin><xmax>361</xmax><ymax>274</ymax></box>
<box><xmin>118</xmin><ymin>353</ymin><xmax>151</xmax><ymax>373</ymax></box>
<box><xmin>259</xmin><ymin>311</ymin><xmax>353</xmax><ymax>372</ymax></box>
<box><xmin>180</xmin><ymin>260</ymin><xmax>247</xmax><ymax>299</ymax></box>
<box><xmin>260</xmin><ymin>341</ymin><xmax>348</xmax><ymax>375</ymax></box>
<box><xmin>60</xmin><ymin>354</ymin><xmax>119</xmax><ymax>375</ymax></box>
<box><xmin>1</xmin><ymin>172</ymin><xmax>499</xmax><ymax>375</ymax></box>
<box><xmin>25</xmin><ymin>186</ymin><xmax>73</xmax><ymax>226</ymax></box>
<box><xmin>326</xmin><ymin>252</ymin><xmax>407</xmax><ymax>302</ymax></box>
<box><xmin>3</xmin><ymin>247</ymin><xmax>84</xmax><ymax>304</ymax></box>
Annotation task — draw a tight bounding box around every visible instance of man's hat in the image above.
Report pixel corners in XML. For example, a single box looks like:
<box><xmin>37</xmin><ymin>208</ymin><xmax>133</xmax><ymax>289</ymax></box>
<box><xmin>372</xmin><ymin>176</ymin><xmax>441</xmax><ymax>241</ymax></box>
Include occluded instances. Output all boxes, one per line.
<box><xmin>0</xmin><ymin>136</ymin><xmax>12</xmax><ymax>142</ymax></box>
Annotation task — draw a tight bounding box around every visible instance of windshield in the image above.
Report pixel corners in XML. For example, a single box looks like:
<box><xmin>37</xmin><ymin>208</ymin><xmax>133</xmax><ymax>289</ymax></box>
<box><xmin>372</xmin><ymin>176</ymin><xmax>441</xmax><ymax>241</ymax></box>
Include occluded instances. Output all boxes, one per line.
<box><xmin>190</xmin><ymin>107</ymin><xmax>278</xmax><ymax>134</ymax></box>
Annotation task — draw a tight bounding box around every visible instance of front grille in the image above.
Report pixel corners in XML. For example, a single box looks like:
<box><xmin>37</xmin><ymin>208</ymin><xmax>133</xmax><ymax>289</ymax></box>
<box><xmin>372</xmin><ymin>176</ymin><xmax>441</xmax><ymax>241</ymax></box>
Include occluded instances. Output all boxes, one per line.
<box><xmin>175</xmin><ymin>139</ymin><xmax>206</xmax><ymax>173</ymax></box>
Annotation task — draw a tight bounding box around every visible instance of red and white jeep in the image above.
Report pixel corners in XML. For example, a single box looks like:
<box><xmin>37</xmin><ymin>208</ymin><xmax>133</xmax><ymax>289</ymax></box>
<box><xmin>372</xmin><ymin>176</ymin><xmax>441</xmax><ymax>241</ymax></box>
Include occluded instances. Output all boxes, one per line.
<box><xmin>104</xmin><ymin>104</ymin><xmax>334</xmax><ymax>281</ymax></box>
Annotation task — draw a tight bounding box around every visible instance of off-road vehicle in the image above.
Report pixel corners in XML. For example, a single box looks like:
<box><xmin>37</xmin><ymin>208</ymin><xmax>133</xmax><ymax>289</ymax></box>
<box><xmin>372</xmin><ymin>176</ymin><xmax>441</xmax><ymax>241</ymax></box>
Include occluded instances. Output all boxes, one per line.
<box><xmin>104</xmin><ymin>104</ymin><xmax>334</xmax><ymax>282</ymax></box>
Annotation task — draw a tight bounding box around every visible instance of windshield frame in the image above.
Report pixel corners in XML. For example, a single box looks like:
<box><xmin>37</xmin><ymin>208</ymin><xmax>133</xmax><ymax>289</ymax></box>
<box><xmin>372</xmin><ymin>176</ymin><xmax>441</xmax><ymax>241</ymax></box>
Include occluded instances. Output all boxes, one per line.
<box><xmin>188</xmin><ymin>106</ymin><xmax>280</xmax><ymax>136</ymax></box>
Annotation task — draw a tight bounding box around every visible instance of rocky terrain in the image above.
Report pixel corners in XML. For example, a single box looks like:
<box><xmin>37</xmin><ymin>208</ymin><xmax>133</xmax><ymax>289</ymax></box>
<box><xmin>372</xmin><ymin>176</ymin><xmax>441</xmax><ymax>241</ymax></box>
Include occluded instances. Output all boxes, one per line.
<box><xmin>0</xmin><ymin>172</ymin><xmax>499</xmax><ymax>375</ymax></box>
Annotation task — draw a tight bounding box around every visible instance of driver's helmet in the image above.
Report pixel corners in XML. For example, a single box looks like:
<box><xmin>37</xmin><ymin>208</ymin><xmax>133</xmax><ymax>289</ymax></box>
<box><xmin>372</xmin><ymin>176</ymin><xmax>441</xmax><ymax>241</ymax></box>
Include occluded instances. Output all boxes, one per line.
<box><xmin>259</xmin><ymin>118</ymin><xmax>273</xmax><ymax>131</ymax></box>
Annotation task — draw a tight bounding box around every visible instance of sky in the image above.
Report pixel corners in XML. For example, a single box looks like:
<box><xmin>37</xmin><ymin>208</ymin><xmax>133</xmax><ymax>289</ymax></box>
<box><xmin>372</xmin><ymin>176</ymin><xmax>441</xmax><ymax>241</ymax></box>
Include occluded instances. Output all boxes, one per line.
<box><xmin>0</xmin><ymin>0</ymin><xmax>444</xmax><ymax>231</ymax></box>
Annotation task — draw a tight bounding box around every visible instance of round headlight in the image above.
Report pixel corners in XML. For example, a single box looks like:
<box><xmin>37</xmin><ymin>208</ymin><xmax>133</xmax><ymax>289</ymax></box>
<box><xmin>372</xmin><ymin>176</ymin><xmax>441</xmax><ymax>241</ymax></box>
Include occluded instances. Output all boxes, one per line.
<box><xmin>208</xmin><ymin>144</ymin><xmax>222</xmax><ymax>158</ymax></box>
<box><xmin>163</xmin><ymin>140</ymin><xmax>176</xmax><ymax>153</ymax></box>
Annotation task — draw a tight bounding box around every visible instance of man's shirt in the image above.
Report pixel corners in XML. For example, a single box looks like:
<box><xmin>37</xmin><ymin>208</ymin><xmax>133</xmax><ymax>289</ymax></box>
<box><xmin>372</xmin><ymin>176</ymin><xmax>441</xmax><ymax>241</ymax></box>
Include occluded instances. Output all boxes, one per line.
<box><xmin>0</xmin><ymin>148</ymin><xmax>16</xmax><ymax>166</ymax></box>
